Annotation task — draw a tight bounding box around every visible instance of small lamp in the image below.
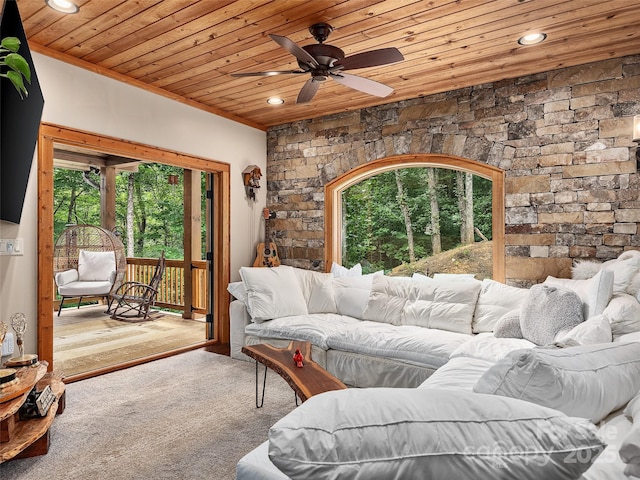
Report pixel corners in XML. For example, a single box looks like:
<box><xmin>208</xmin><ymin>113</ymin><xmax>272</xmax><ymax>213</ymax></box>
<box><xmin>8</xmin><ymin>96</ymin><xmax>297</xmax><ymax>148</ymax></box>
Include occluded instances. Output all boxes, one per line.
<box><xmin>168</xmin><ymin>174</ymin><xmax>179</xmax><ymax>185</ymax></box>
<box><xmin>633</xmin><ymin>115</ymin><xmax>640</xmax><ymax>142</ymax></box>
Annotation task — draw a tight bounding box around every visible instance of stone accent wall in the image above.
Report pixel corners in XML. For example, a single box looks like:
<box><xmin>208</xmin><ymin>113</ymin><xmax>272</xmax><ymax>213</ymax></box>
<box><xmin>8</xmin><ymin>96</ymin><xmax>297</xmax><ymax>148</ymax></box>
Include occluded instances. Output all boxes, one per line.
<box><xmin>267</xmin><ymin>55</ymin><xmax>640</xmax><ymax>286</ymax></box>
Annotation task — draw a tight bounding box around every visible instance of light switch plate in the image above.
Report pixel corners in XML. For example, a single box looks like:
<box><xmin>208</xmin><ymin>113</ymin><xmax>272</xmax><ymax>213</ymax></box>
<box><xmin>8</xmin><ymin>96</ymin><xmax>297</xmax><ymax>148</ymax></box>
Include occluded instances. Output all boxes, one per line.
<box><xmin>0</xmin><ymin>238</ymin><xmax>24</xmax><ymax>255</ymax></box>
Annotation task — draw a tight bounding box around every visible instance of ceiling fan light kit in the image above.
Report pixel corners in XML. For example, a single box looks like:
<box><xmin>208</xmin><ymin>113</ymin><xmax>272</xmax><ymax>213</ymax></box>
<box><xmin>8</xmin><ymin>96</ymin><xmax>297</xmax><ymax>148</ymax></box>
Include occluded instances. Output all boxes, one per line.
<box><xmin>232</xmin><ymin>23</ymin><xmax>404</xmax><ymax>104</ymax></box>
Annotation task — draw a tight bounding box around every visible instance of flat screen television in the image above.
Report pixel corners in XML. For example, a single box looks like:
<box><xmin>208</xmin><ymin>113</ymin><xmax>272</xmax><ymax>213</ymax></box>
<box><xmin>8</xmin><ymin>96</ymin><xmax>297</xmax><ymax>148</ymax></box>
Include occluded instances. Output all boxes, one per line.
<box><xmin>1</xmin><ymin>0</ymin><xmax>45</xmax><ymax>224</ymax></box>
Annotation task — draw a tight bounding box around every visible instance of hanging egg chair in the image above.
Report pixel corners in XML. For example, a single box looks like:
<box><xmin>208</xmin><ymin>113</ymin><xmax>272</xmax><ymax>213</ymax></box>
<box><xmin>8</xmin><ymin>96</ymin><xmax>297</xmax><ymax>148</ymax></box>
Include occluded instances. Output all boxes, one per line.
<box><xmin>53</xmin><ymin>224</ymin><xmax>126</xmax><ymax>315</ymax></box>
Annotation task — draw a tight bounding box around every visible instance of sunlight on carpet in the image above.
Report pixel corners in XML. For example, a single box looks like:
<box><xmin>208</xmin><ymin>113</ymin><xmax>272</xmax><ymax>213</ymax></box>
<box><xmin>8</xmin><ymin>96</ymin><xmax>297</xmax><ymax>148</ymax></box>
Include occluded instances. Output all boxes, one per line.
<box><xmin>54</xmin><ymin>305</ymin><xmax>205</xmax><ymax>377</ymax></box>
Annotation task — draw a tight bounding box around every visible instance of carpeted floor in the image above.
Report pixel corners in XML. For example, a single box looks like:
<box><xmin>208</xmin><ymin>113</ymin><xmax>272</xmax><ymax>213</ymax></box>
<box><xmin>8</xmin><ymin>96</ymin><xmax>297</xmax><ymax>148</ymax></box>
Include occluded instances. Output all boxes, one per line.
<box><xmin>0</xmin><ymin>349</ymin><xmax>297</xmax><ymax>479</ymax></box>
<box><xmin>55</xmin><ymin>305</ymin><xmax>205</xmax><ymax>377</ymax></box>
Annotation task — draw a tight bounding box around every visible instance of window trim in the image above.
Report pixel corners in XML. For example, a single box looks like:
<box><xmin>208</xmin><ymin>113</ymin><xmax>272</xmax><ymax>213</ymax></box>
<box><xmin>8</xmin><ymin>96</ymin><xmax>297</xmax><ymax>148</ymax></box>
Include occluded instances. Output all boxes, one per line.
<box><xmin>324</xmin><ymin>153</ymin><xmax>505</xmax><ymax>281</ymax></box>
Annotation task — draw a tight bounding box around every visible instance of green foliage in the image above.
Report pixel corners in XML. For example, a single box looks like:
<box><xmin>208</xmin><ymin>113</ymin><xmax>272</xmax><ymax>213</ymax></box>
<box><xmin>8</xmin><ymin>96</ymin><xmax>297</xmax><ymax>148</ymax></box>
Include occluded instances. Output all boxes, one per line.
<box><xmin>0</xmin><ymin>37</ymin><xmax>30</xmax><ymax>98</ymax></box>
<box><xmin>342</xmin><ymin>167</ymin><xmax>492</xmax><ymax>273</ymax></box>
<box><xmin>54</xmin><ymin>164</ymin><xmax>204</xmax><ymax>260</ymax></box>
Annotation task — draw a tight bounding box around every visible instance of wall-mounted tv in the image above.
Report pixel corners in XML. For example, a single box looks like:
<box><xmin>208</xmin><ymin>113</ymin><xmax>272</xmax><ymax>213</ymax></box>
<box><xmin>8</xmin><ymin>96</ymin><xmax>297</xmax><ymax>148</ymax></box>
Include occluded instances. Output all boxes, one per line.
<box><xmin>1</xmin><ymin>0</ymin><xmax>45</xmax><ymax>224</ymax></box>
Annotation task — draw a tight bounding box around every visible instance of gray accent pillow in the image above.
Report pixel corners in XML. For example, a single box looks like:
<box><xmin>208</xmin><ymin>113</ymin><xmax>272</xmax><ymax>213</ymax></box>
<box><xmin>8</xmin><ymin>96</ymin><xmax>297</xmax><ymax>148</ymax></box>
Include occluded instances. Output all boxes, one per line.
<box><xmin>493</xmin><ymin>310</ymin><xmax>523</xmax><ymax>338</ymax></box>
<box><xmin>520</xmin><ymin>284</ymin><xmax>583</xmax><ymax>346</ymax></box>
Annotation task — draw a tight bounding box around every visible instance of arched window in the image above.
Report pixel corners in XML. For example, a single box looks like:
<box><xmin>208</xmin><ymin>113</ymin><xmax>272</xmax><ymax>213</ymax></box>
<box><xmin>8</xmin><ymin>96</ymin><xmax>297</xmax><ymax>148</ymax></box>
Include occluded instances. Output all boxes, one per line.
<box><xmin>324</xmin><ymin>154</ymin><xmax>505</xmax><ymax>281</ymax></box>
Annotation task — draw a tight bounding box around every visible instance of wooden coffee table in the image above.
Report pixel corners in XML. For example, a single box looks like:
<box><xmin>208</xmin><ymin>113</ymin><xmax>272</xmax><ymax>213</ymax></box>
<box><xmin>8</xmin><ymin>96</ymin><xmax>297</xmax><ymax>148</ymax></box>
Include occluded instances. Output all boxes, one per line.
<box><xmin>242</xmin><ymin>341</ymin><xmax>346</xmax><ymax>407</ymax></box>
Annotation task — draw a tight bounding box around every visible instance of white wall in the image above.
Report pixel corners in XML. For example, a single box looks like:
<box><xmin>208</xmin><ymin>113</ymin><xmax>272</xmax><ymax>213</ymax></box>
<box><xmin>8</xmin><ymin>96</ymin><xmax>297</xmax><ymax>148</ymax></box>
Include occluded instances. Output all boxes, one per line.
<box><xmin>0</xmin><ymin>53</ymin><xmax>267</xmax><ymax>355</ymax></box>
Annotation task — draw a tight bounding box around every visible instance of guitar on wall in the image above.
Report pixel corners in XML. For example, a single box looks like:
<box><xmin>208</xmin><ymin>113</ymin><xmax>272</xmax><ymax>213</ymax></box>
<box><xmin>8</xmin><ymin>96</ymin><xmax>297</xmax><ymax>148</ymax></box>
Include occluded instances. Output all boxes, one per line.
<box><xmin>254</xmin><ymin>208</ymin><xmax>281</xmax><ymax>267</ymax></box>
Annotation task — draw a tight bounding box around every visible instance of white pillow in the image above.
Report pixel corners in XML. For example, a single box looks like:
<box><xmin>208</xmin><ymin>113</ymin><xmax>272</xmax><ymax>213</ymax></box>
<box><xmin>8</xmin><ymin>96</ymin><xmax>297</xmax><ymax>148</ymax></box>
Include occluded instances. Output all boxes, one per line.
<box><xmin>472</xmin><ymin>279</ymin><xmax>529</xmax><ymax>333</ymax></box>
<box><xmin>403</xmin><ymin>277</ymin><xmax>482</xmax><ymax>334</ymax></box>
<box><xmin>555</xmin><ymin>314</ymin><xmax>612</xmax><ymax>345</ymax></box>
<box><xmin>432</xmin><ymin>273</ymin><xmax>476</xmax><ymax>281</ymax></box>
<box><xmin>474</xmin><ymin>341</ymin><xmax>640</xmax><ymax>423</ymax></box>
<box><xmin>450</xmin><ymin>332</ymin><xmax>535</xmax><ymax>362</ymax></box>
<box><xmin>77</xmin><ymin>250</ymin><xmax>116</xmax><ymax>281</ymax></box>
<box><xmin>333</xmin><ymin>274</ymin><xmax>376</xmax><ymax>318</ymax></box>
<box><xmin>544</xmin><ymin>269</ymin><xmax>613</xmax><ymax>320</ymax></box>
<box><xmin>602</xmin><ymin>293</ymin><xmax>640</xmax><ymax>339</ymax></box>
<box><xmin>268</xmin><ymin>388</ymin><xmax>605</xmax><ymax>480</ymax></box>
<box><xmin>239</xmin><ymin>266</ymin><xmax>308</xmax><ymax>322</ymax></box>
<box><xmin>361</xmin><ymin>275</ymin><xmax>413</xmax><ymax>325</ymax></box>
<box><xmin>227</xmin><ymin>281</ymin><xmax>248</xmax><ymax>304</ymax></box>
<box><xmin>292</xmin><ymin>268</ymin><xmax>337</xmax><ymax>314</ymax></box>
<box><xmin>330</xmin><ymin>262</ymin><xmax>362</xmax><ymax>277</ymax></box>
<box><xmin>55</xmin><ymin>269</ymin><xmax>79</xmax><ymax>287</ymax></box>
<box><xmin>601</xmin><ymin>254</ymin><xmax>640</xmax><ymax>294</ymax></box>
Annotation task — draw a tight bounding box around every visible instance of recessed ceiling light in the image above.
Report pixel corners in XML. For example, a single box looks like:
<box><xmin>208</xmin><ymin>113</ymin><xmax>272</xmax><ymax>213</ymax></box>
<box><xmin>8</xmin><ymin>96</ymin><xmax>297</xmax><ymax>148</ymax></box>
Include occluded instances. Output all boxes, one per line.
<box><xmin>518</xmin><ymin>32</ymin><xmax>547</xmax><ymax>46</ymax></box>
<box><xmin>267</xmin><ymin>97</ymin><xmax>285</xmax><ymax>105</ymax></box>
<box><xmin>45</xmin><ymin>0</ymin><xmax>79</xmax><ymax>14</ymax></box>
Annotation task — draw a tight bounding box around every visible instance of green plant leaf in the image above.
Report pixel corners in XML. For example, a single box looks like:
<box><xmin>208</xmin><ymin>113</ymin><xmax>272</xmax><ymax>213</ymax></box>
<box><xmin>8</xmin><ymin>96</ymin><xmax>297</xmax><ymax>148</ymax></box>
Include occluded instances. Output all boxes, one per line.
<box><xmin>4</xmin><ymin>53</ymin><xmax>30</xmax><ymax>83</ymax></box>
<box><xmin>0</xmin><ymin>37</ymin><xmax>20</xmax><ymax>53</ymax></box>
<box><xmin>5</xmin><ymin>70</ymin><xmax>28</xmax><ymax>98</ymax></box>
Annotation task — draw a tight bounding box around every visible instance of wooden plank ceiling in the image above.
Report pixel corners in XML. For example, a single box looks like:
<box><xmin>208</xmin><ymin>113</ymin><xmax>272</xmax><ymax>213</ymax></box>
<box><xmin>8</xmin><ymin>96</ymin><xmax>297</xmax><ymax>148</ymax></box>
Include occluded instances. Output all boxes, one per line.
<box><xmin>18</xmin><ymin>0</ymin><xmax>640</xmax><ymax>130</ymax></box>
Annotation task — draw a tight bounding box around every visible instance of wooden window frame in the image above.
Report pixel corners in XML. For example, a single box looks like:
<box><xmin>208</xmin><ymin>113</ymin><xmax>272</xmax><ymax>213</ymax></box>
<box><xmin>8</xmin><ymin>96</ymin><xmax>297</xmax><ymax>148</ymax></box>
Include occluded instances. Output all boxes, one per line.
<box><xmin>324</xmin><ymin>153</ymin><xmax>505</xmax><ymax>281</ymax></box>
<box><xmin>37</xmin><ymin>123</ymin><xmax>231</xmax><ymax>370</ymax></box>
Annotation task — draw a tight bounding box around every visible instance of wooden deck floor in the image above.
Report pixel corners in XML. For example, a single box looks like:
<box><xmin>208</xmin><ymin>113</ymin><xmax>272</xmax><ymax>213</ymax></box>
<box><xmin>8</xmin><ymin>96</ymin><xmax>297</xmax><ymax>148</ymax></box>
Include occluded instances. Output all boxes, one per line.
<box><xmin>54</xmin><ymin>304</ymin><xmax>205</xmax><ymax>378</ymax></box>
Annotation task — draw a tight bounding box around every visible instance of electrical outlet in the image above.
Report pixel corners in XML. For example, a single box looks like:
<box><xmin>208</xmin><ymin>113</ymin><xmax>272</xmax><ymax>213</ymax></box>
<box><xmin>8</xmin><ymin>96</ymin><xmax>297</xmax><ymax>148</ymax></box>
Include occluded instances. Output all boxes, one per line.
<box><xmin>0</xmin><ymin>238</ymin><xmax>24</xmax><ymax>255</ymax></box>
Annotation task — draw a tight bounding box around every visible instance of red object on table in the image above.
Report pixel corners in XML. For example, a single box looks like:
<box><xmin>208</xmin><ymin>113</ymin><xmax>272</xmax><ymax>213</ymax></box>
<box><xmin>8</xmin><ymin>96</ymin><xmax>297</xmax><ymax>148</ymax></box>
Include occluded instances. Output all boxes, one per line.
<box><xmin>293</xmin><ymin>349</ymin><xmax>304</xmax><ymax>368</ymax></box>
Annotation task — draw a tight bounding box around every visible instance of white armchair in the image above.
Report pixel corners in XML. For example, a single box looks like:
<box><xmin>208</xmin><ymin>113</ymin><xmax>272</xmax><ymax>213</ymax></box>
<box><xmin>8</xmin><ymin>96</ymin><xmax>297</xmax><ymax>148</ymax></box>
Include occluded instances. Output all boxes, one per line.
<box><xmin>55</xmin><ymin>249</ymin><xmax>117</xmax><ymax>316</ymax></box>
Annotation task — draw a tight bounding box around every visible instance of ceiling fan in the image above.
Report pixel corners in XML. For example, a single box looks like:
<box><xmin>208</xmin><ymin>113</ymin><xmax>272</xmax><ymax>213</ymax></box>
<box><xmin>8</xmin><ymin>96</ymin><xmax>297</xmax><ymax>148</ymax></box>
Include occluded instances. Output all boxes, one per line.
<box><xmin>231</xmin><ymin>23</ymin><xmax>404</xmax><ymax>103</ymax></box>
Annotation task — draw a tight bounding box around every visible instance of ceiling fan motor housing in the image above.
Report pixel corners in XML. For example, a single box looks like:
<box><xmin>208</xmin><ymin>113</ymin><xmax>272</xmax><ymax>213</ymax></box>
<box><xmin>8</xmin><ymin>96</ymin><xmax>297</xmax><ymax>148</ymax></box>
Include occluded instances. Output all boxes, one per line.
<box><xmin>300</xmin><ymin>44</ymin><xmax>344</xmax><ymax>68</ymax></box>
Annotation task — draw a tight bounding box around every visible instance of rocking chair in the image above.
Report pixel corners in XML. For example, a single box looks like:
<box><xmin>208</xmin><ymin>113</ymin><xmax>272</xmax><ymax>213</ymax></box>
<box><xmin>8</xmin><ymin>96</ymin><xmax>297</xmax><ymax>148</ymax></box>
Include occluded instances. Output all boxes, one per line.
<box><xmin>110</xmin><ymin>252</ymin><xmax>166</xmax><ymax>321</ymax></box>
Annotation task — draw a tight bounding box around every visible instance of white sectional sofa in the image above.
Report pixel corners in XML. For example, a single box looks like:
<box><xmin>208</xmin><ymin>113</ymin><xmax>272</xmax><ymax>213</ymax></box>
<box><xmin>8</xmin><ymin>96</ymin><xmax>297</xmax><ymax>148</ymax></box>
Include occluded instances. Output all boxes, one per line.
<box><xmin>230</xmin><ymin>253</ymin><xmax>640</xmax><ymax>480</ymax></box>
<box><xmin>230</xmin><ymin>266</ymin><xmax>533</xmax><ymax>388</ymax></box>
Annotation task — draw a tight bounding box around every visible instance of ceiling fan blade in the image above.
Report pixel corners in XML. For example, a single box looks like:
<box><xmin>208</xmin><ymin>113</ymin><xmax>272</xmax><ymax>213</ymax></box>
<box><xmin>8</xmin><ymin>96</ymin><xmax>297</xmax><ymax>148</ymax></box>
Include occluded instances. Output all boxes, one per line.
<box><xmin>297</xmin><ymin>78</ymin><xmax>321</xmax><ymax>103</ymax></box>
<box><xmin>335</xmin><ymin>48</ymin><xmax>404</xmax><ymax>70</ymax></box>
<box><xmin>231</xmin><ymin>70</ymin><xmax>306</xmax><ymax>77</ymax></box>
<box><xmin>331</xmin><ymin>72</ymin><xmax>393</xmax><ymax>97</ymax></box>
<box><xmin>269</xmin><ymin>34</ymin><xmax>319</xmax><ymax>68</ymax></box>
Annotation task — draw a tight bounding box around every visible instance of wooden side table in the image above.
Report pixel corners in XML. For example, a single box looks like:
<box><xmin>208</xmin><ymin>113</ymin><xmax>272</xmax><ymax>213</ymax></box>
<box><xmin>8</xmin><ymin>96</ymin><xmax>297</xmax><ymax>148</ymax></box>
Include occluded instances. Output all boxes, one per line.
<box><xmin>0</xmin><ymin>362</ymin><xmax>66</xmax><ymax>463</ymax></box>
<box><xmin>242</xmin><ymin>341</ymin><xmax>346</xmax><ymax>408</ymax></box>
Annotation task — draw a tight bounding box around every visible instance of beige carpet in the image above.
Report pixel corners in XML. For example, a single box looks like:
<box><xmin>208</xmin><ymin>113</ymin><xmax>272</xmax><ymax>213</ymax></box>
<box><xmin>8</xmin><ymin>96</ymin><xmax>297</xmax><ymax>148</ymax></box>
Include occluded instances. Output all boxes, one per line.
<box><xmin>54</xmin><ymin>305</ymin><xmax>205</xmax><ymax>377</ymax></box>
<box><xmin>0</xmin><ymin>349</ymin><xmax>297</xmax><ymax>479</ymax></box>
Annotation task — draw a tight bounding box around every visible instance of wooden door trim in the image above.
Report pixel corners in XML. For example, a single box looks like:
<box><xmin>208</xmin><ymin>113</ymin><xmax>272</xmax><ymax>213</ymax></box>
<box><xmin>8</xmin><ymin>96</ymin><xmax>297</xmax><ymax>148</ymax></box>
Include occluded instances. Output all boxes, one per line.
<box><xmin>37</xmin><ymin>123</ymin><xmax>231</xmax><ymax>370</ymax></box>
<box><xmin>324</xmin><ymin>153</ymin><xmax>505</xmax><ymax>281</ymax></box>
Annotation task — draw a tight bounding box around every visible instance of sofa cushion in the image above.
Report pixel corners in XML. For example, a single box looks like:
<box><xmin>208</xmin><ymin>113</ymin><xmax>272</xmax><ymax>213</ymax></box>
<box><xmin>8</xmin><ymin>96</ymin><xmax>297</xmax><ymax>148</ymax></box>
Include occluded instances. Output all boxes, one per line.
<box><xmin>326</xmin><ymin>321</ymin><xmax>470</xmax><ymax>369</ymax></box>
<box><xmin>77</xmin><ymin>249</ymin><xmax>116</xmax><ymax>282</ymax></box>
<box><xmin>292</xmin><ymin>268</ymin><xmax>337</xmax><ymax>314</ymax></box>
<box><xmin>450</xmin><ymin>332</ymin><xmax>535</xmax><ymax>362</ymax></box>
<box><xmin>519</xmin><ymin>284</ymin><xmax>583</xmax><ymax>346</ymax></box>
<box><xmin>403</xmin><ymin>276</ymin><xmax>482</xmax><ymax>335</ymax></box>
<box><xmin>268</xmin><ymin>388</ymin><xmax>604</xmax><ymax>480</ymax></box>
<box><xmin>239</xmin><ymin>266</ymin><xmax>308</xmax><ymax>322</ymax></box>
<box><xmin>362</xmin><ymin>275</ymin><xmax>413</xmax><ymax>325</ymax></box>
<box><xmin>474</xmin><ymin>341</ymin><xmax>640</xmax><ymax>423</ymax></box>
<box><xmin>333</xmin><ymin>275</ymin><xmax>376</xmax><ymax>318</ymax></box>
<box><xmin>227</xmin><ymin>281</ymin><xmax>248</xmax><ymax>304</ymax></box>
<box><xmin>418</xmin><ymin>356</ymin><xmax>493</xmax><ymax>391</ymax></box>
<box><xmin>472</xmin><ymin>279</ymin><xmax>529</xmax><ymax>333</ymax></box>
<box><xmin>544</xmin><ymin>269</ymin><xmax>613</xmax><ymax>320</ymax></box>
<box><xmin>555</xmin><ymin>314</ymin><xmax>612</xmax><ymax>345</ymax></box>
<box><xmin>244</xmin><ymin>313</ymin><xmax>360</xmax><ymax>350</ymax></box>
<box><xmin>602</xmin><ymin>293</ymin><xmax>640</xmax><ymax>339</ymax></box>
<box><xmin>601</xmin><ymin>252</ymin><xmax>640</xmax><ymax>294</ymax></box>
<box><xmin>57</xmin><ymin>280</ymin><xmax>114</xmax><ymax>296</ymax></box>
<box><xmin>330</xmin><ymin>261</ymin><xmax>362</xmax><ymax>277</ymax></box>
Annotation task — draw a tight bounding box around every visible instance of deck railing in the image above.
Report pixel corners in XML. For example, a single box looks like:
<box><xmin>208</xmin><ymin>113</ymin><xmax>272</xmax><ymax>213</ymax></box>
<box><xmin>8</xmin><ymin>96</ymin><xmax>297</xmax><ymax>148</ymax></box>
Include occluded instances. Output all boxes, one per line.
<box><xmin>125</xmin><ymin>257</ymin><xmax>208</xmax><ymax>314</ymax></box>
<box><xmin>54</xmin><ymin>257</ymin><xmax>209</xmax><ymax>315</ymax></box>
